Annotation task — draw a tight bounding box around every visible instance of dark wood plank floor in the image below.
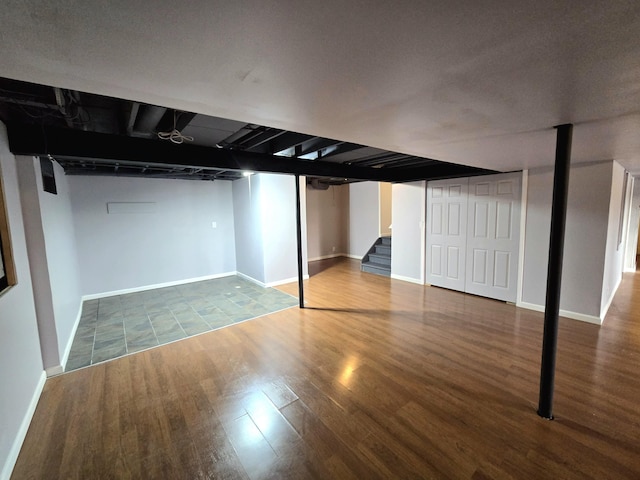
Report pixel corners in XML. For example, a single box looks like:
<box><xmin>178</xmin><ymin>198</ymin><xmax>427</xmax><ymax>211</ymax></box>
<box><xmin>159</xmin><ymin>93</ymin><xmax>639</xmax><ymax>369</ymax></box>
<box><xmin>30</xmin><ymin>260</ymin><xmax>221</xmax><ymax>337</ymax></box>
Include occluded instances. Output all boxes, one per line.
<box><xmin>11</xmin><ymin>258</ymin><xmax>640</xmax><ymax>479</ymax></box>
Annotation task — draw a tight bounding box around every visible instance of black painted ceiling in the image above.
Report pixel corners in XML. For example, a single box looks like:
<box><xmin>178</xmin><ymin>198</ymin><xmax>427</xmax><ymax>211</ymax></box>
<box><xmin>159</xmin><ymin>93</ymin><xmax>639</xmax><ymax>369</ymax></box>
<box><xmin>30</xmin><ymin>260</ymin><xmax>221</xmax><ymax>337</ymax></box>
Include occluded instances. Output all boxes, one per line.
<box><xmin>0</xmin><ymin>77</ymin><xmax>494</xmax><ymax>184</ymax></box>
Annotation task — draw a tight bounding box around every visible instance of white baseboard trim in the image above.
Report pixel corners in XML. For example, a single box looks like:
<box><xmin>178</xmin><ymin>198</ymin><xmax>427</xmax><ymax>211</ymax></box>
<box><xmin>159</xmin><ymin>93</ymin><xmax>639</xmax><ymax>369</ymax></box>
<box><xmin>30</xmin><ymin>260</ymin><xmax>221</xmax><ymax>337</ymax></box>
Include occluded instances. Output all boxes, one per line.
<box><xmin>235</xmin><ymin>271</ymin><xmax>266</xmax><ymax>287</ymax></box>
<box><xmin>344</xmin><ymin>254</ymin><xmax>363</xmax><ymax>260</ymax></box>
<box><xmin>45</xmin><ymin>365</ymin><xmax>64</xmax><ymax>377</ymax></box>
<box><xmin>1</xmin><ymin>371</ymin><xmax>46</xmax><ymax>480</ymax></box>
<box><xmin>391</xmin><ymin>273</ymin><xmax>424</xmax><ymax>285</ymax></box>
<box><xmin>516</xmin><ymin>301</ymin><xmax>603</xmax><ymax>325</ymax></box>
<box><xmin>308</xmin><ymin>253</ymin><xmax>346</xmax><ymax>262</ymax></box>
<box><xmin>600</xmin><ymin>275</ymin><xmax>623</xmax><ymax>321</ymax></box>
<box><xmin>82</xmin><ymin>271</ymin><xmax>237</xmax><ymax>301</ymax></box>
<box><xmin>236</xmin><ymin>271</ymin><xmax>309</xmax><ymax>288</ymax></box>
<box><xmin>58</xmin><ymin>301</ymin><xmax>84</xmax><ymax>373</ymax></box>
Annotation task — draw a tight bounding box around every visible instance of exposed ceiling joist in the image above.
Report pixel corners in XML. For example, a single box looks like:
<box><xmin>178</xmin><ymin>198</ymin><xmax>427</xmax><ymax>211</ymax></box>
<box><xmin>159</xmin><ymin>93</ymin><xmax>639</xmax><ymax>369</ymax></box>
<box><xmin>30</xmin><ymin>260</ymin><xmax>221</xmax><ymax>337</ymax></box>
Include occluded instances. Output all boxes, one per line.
<box><xmin>239</xmin><ymin>128</ymin><xmax>286</xmax><ymax>150</ymax></box>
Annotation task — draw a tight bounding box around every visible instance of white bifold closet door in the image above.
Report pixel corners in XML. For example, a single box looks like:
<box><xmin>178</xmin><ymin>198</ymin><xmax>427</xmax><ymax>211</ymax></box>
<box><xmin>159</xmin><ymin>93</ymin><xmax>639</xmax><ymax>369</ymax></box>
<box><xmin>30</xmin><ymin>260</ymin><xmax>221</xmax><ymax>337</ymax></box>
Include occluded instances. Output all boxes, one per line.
<box><xmin>426</xmin><ymin>179</ymin><xmax>468</xmax><ymax>292</ymax></box>
<box><xmin>426</xmin><ymin>172</ymin><xmax>521</xmax><ymax>303</ymax></box>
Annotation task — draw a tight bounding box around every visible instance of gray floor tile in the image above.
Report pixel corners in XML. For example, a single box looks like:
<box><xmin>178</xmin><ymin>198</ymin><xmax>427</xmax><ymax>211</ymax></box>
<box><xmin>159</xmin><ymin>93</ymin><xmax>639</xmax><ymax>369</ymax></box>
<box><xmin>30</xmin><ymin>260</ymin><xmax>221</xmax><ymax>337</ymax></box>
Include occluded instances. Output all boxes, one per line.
<box><xmin>145</xmin><ymin>302</ymin><xmax>169</xmax><ymax>313</ymax></box>
<box><xmin>92</xmin><ymin>343</ymin><xmax>127</xmax><ymax>364</ymax></box>
<box><xmin>122</xmin><ymin>305</ymin><xmax>146</xmax><ymax>316</ymax></box>
<box><xmin>181</xmin><ymin>321</ymin><xmax>211</xmax><ymax>336</ymax></box>
<box><xmin>68</xmin><ymin>341</ymin><xmax>93</xmax><ymax>358</ymax></box>
<box><xmin>126</xmin><ymin>333</ymin><xmax>158</xmax><ymax>353</ymax></box>
<box><xmin>127</xmin><ymin>342</ymin><xmax>158</xmax><ymax>354</ymax></box>
<box><xmin>94</xmin><ymin>335</ymin><xmax>126</xmax><ymax>351</ymax></box>
<box><xmin>97</xmin><ymin>310</ymin><xmax>125</xmax><ymax>323</ymax></box>
<box><xmin>147</xmin><ymin>311</ymin><xmax>174</xmax><ymax>322</ymax></box>
<box><xmin>66</xmin><ymin>354</ymin><xmax>91</xmax><ymax>371</ymax></box>
<box><xmin>203</xmin><ymin>315</ymin><xmax>234</xmax><ymax>329</ymax></box>
<box><xmin>156</xmin><ymin>330</ymin><xmax>187</xmax><ymax>344</ymax></box>
<box><xmin>125</xmin><ymin>320</ymin><xmax>154</xmax><ymax>335</ymax></box>
<box><xmin>152</xmin><ymin>320</ymin><xmax>184</xmax><ymax>337</ymax></box>
<box><xmin>75</xmin><ymin>324</ymin><xmax>97</xmax><ymax>338</ymax></box>
<box><xmin>65</xmin><ymin>275</ymin><xmax>298</xmax><ymax>372</ymax></box>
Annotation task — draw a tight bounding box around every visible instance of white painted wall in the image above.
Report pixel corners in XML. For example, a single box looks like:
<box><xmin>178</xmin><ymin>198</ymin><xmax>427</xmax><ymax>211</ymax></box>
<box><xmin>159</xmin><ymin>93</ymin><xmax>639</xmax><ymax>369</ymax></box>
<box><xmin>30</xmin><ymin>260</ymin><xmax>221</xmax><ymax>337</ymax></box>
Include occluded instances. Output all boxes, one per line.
<box><xmin>306</xmin><ymin>184</ymin><xmax>348</xmax><ymax>260</ymax></box>
<box><xmin>520</xmin><ymin>161</ymin><xmax>613</xmax><ymax>321</ymax></box>
<box><xmin>261</xmin><ymin>174</ymin><xmax>302</xmax><ymax>285</ymax></box>
<box><xmin>15</xmin><ymin>156</ymin><xmax>58</xmax><ymax>369</ymax></box>
<box><xmin>233</xmin><ymin>173</ymin><xmax>308</xmax><ymax>286</ymax></box>
<box><xmin>233</xmin><ymin>175</ymin><xmax>266</xmax><ymax>283</ymax></box>
<box><xmin>601</xmin><ymin>161</ymin><xmax>628</xmax><ymax>317</ymax></box>
<box><xmin>0</xmin><ymin>124</ymin><xmax>46</xmax><ymax>480</ymax></box>
<box><xmin>70</xmin><ymin>176</ymin><xmax>237</xmax><ymax>296</ymax></box>
<box><xmin>16</xmin><ymin>157</ymin><xmax>82</xmax><ymax>372</ymax></box>
<box><xmin>348</xmin><ymin>182</ymin><xmax>379</xmax><ymax>258</ymax></box>
<box><xmin>35</xmin><ymin>159</ymin><xmax>82</xmax><ymax>368</ymax></box>
<box><xmin>390</xmin><ymin>181</ymin><xmax>425</xmax><ymax>284</ymax></box>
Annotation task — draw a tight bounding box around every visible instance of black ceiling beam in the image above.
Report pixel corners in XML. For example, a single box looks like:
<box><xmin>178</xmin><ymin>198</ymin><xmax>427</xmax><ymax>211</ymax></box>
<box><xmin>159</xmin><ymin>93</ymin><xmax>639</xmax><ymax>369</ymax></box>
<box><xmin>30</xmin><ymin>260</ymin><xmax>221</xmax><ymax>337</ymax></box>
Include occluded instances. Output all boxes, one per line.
<box><xmin>7</xmin><ymin>124</ymin><xmax>495</xmax><ymax>183</ymax></box>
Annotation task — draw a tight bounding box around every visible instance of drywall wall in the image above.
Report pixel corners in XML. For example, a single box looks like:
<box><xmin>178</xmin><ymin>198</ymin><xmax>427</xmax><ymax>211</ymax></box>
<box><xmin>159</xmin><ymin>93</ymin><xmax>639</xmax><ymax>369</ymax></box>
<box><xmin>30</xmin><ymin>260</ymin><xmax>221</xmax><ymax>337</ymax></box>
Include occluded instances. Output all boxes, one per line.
<box><xmin>16</xmin><ymin>156</ymin><xmax>82</xmax><ymax>372</ymax></box>
<box><xmin>70</xmin><ymin>176</ymin><xmax>237</xmax><ymax>295</ymax></box>
<box><xmin>379</xmin><ymin>182</ymin><xmax>392</xmax><ymax>236</ymax></box>
<box><xmin>233</xmin><ymin>175</ymin><xmax>266</xmax><ymax>283</ymax></box>
<box><xmin>348</xmin><ymin>182</ymin><xmax>379</xmax><ymax>258</ymax></box>
<box><xmin>233</xmin><ymin>173</ymin><xmax>308</xmax><ymax>286</ymax></box>
<box><xmin>261</xmin><ymin>174</ymin><xmax>302</xmax><ymax>284</ymax></box>
<box><xmin>601</xmin><ymin>161</ymin><xmax>627</xmax><ymax>317</ymax></box>
<box><xmin>306</xmin><ymin>184</ymin><xmax>348</xmax><ymax>260</ymax></box>
<box><xmin>0</xmin><ymin>123</ymin><xmax>46</xmax><ymax>480</ymax></box>
<box><xmin>390</xmin><ymin>181</ymin><xmax>425</xmax><ymax>283</ymax></box>
<box><xmin>35</xmin><ymin>159</ymin><xmax>82</xmax><ymax>367</ymax></box>
<box><xmin>15</xmin><ymin>156</ymin><xmax>58</xmax><ymax>369</ymax></box>
<box><xmin>520</xmin><ymin>161</ymin><xmax>613</xmax><ymax>319</ymax></box>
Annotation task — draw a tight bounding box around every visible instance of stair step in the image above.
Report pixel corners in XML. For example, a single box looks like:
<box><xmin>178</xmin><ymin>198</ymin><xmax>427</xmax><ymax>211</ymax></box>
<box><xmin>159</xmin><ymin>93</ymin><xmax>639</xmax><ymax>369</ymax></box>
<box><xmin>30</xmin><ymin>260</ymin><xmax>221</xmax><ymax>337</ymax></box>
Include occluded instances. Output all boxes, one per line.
<box><xmin>381</xmin><ymin>236</ymin><xmax>392</xmax><ymax>246</ymax></box>
<box><xmin>375</xmin><ymin>245</ymin><xmax>391</xmax><ymax>255</ymax></box>
<box><xmin>361</xmin><ymin>262</ymin><xmax>391</xmax><ymax>277</ymax></box>
<box><xmin>368</xmin><ymin>253</ymin><xmax>391</xmax><ymax>266</ymax></box>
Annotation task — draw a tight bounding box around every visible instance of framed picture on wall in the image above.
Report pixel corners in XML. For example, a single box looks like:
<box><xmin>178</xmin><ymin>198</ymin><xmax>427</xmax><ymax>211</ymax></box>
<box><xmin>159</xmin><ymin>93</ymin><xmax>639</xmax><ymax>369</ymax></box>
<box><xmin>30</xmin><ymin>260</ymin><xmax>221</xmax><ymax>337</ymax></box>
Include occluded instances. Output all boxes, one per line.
<box><xmin>0</xmin><ymin>166</ymin><xmax>16</xmax><ymax>295</ymax></box>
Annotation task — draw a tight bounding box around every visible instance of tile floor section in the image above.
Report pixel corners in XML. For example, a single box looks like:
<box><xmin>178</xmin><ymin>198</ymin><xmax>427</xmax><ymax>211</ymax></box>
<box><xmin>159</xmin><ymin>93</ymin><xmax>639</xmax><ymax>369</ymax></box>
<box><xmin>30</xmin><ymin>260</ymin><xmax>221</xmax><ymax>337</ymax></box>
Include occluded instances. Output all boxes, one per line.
<box><xmin>65</xmin><ymin>275</ymin><xmax>298</xmax><ymax>372</ymax></box>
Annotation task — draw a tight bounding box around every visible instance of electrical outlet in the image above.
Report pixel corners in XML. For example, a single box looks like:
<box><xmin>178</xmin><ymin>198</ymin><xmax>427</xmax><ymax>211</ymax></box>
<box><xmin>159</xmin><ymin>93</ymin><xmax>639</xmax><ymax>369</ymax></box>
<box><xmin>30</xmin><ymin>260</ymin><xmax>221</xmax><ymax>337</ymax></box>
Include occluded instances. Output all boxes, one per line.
<box><xmin>332</xmin><ymin>246</ymin><xmax>336</xmax><ymax>252</ymax></box>
<box><xmin>211</xmin><ymin>221</ymin><xmax>217</xmax><ymax>228</ymax></box>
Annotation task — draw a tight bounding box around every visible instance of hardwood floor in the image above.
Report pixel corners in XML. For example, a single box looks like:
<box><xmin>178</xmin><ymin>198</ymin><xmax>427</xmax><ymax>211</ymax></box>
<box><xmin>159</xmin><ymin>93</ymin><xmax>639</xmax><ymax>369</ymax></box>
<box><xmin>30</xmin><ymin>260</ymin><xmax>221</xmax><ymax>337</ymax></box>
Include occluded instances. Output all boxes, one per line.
<box><xmin>11</xmin><ymin>259</ymin><xmax>640</xmax><ymax>479</ymax></box>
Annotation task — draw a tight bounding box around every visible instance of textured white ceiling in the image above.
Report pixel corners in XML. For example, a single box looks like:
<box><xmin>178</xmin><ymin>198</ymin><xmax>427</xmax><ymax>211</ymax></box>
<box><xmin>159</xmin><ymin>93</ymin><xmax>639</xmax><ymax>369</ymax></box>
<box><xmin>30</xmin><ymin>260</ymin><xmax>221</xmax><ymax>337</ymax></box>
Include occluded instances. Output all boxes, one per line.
<box><xmin>1</xmin><ymin>1</ymin><xmax>640</xmax><ymax>172</ymax></box>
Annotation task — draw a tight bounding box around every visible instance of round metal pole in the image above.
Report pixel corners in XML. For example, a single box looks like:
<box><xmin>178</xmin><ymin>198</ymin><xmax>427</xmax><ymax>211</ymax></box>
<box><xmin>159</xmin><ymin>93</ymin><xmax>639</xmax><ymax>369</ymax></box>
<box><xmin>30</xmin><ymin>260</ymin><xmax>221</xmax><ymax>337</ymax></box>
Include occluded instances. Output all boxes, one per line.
<box><xmin>295</xmin><ymin>175</ymin><xmax>305</xmax><ymax>308</ymax></box>
<box><xmin>537</xmin><ymin>124</ymin><xmax>573</xmax><ymax>419</ymax></box>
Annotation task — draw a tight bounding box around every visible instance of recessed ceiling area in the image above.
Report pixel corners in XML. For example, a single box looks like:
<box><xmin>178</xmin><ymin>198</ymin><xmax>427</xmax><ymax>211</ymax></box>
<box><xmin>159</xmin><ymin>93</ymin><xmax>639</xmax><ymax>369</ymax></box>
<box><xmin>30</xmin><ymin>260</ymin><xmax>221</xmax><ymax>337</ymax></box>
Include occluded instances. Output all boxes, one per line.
<box><xmin>0</xmin><ymin>77</ymin><xmax>493</xmax><ymax>183</ymax></box>
<box><xmin>0</xmin><ymin>1</ymin><xmax>639</xmax><ymax>173</ymax></box>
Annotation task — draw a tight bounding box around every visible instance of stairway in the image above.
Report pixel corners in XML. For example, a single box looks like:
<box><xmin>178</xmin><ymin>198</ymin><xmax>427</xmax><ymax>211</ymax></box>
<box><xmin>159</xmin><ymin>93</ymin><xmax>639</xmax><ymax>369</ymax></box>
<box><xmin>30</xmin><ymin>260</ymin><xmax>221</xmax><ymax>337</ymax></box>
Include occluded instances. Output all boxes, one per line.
<box><xmin>361</xmin><ymin>236</ymin><xmax>391</xmax><ymax>277</ymax></box>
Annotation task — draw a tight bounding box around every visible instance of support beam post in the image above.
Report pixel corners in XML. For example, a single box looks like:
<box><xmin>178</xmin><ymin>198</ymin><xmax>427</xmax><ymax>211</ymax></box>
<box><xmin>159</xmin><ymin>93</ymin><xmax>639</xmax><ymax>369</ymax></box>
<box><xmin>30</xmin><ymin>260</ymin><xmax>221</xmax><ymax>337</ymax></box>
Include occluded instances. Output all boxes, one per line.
<box><xmin>538</xmin><ymin>123</ymin><xmax>573</xmax><ymax>419</ymax></box>
<box><xmin>295</xmin><ymin>175</ymin><xmax>305</xmax><ymax>308</ymax></box>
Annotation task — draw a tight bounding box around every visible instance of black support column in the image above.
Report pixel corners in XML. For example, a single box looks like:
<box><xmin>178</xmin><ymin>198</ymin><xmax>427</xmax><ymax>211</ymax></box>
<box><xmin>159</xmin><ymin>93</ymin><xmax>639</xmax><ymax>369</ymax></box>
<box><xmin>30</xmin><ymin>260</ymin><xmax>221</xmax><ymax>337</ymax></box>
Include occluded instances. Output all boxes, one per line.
<box><xmin>537</xmin><ymin>124</ymin><xmax>573</xmax><ymax>419</ymax></box>
<box><xmin>295</xmin><ymin>175</ymin><xmax>305</xmax><ymax>308</ymax></box>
